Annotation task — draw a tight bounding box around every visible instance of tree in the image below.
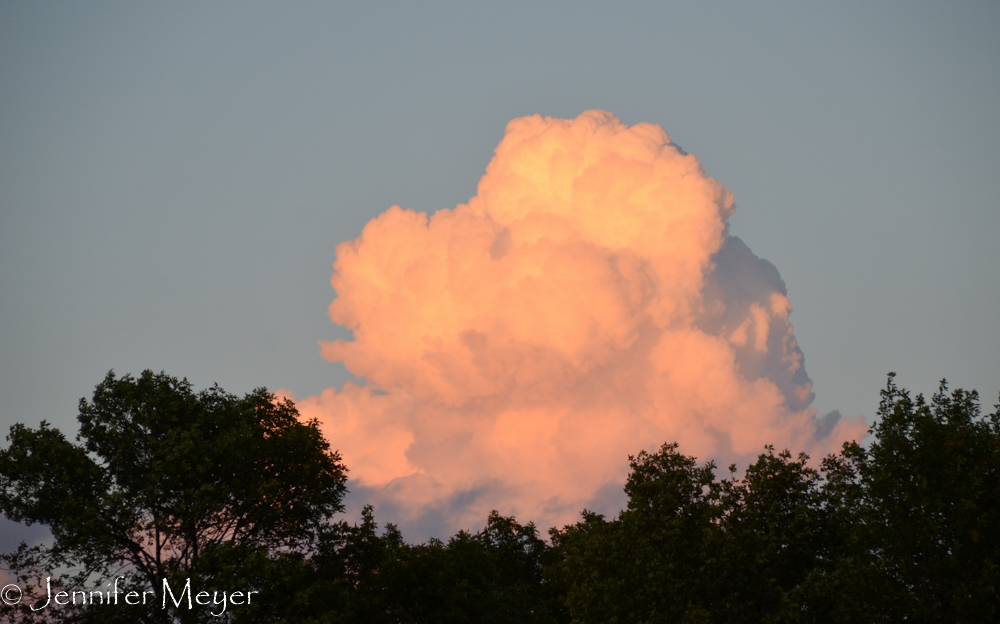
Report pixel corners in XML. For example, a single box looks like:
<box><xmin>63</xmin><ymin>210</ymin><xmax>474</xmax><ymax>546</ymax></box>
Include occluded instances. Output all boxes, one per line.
<box><xmin>5</xmin><ymin>371</ymin><xmax>997</xmax><ymax>622</ymax></box>
<box><xmin>854</xmin><ymin>374</ymin><xmax>1000</xmax><ymax>621</ymax></box>
<box><xmin>548</xmin><ymin>376</ymin><xmax>1000</xmax><ymax>624</ymax></box>
<box><xmin>0</xmin><ymin>370</ymin><xmax>348</xmax><ymax>623</ymax></box>
<box><xmin>714</xmin><ymin>447</ymin><xmax>839</xmax><ymax>623</ymax></box>
<box><xmin>324</xmin><ymin>506</ymin><xmax>564</xmax><ymax>624</ymax></box>
<box><xmin>550</xmin><ymin>443</ymin><xmax>722</xmax><ymax>623</ymax></box>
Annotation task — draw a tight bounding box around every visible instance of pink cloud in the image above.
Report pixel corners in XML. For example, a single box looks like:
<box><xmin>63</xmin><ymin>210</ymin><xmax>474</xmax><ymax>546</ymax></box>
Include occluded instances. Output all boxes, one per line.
<box><xmin>295</xmin><ymin>111</ymin><xmax>867</xmax><ymax>536</ymax></box>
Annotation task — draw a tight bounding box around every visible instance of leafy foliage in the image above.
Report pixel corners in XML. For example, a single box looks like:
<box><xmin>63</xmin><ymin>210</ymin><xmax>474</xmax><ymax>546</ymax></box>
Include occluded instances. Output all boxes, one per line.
<box><xmin>855</xmin><ymin>374</ymin><xmax>1000</xmax><ymax>621</ymax></box>
<box><xmin>550</xmin><ymin>444</ymin><xmax>721</xmax><ymax>622</ymax></box>
<box><xmin>2</xmin><ymin>372</ymin><xmax>998</xmax><ymax>623</ymax></box>
<box><xmin>322</xmin><ymin>506</ymin><xmax>562</xmax><ymax>624</ymax></box>
<box><xmin>0</xmin><ymin>370</ymin><xmax>348</xmax><ymax>623</ymax></box>
<box><xmin>550</xmin><ymin>375</ymin><xmax>1000</xmax><ymax>623</ymax></box>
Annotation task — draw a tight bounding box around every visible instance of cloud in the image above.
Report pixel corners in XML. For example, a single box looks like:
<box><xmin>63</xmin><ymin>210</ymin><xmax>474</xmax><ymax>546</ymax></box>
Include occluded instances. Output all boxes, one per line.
<box><xmin>294</xmin><ymin>111</ymin><xmax>867</xmax><ymax>538</ymax></box>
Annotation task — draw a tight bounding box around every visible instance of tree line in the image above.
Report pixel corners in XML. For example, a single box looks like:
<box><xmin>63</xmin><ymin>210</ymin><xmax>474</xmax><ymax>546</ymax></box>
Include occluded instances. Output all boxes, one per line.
<box><xmin>1</xmin><ymin>370</ymin><xmax>998</xmax><ymax>623</ymax></box>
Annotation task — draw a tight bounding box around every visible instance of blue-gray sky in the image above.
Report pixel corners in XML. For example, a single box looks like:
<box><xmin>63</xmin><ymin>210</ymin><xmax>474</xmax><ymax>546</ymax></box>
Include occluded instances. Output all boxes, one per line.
<box><xmin>1</xmin><ymin>1</ymin><xmax>998</xmax><ymax>539</ymax></box>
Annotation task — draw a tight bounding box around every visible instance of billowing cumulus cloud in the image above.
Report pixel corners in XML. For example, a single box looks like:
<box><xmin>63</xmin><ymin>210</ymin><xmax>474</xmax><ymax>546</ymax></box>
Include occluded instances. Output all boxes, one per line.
<box><xmin>293</xmin><ymin>111</ymin><xmax>867</xmax><ymax>537</ymax></box>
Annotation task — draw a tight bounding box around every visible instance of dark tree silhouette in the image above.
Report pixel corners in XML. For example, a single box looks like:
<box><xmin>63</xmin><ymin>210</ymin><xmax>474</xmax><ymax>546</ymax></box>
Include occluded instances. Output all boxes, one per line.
<box><xmin>3</xmin><ymin>372</ymin><xmax>996</xmax><ymax>623</ymax></box>
<box><xmin>0</xmin><ymin>370</ymin><xmax>347</xmax><ymax>623</ymax></box>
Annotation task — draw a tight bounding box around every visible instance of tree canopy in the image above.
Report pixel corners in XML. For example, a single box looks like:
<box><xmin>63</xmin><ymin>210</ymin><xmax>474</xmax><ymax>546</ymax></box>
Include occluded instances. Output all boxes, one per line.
<box><xmin>549</xmin><ymin>374</ymin><xmax>1000</xmax><ymax>623</ymax></box>
<box><xmin>2</xmin><ymin>372</ymin><xmax>997</xmax><ymax>623</ymax></box>
<box><xmin>0</xmin><ymin>370</ymin><xmax>348</xmax><ymax>623</ymax></box>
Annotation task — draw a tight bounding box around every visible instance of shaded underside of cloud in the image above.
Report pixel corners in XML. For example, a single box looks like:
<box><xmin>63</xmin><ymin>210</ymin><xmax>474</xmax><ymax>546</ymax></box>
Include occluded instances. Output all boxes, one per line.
<box><xmin>292</xmin><ymin>111</ymin><xmax>867</xmax><ymax>537</ymax></box>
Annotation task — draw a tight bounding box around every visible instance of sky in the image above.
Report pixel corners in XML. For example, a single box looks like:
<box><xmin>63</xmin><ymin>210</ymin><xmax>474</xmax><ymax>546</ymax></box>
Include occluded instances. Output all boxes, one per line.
<box><xmin>1</xmin><ymin>1</ymin><xmax>998</xmax><ymax>541</ymax></box>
